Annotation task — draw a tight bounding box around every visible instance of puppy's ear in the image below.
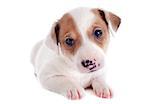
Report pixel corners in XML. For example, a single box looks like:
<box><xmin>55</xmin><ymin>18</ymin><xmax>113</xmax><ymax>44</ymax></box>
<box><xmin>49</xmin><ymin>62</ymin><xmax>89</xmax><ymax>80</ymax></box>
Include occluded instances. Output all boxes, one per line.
<box><xmin>51</xmin><ymin>22</ymin><xmax>60</xmax><ymax>45</ymax></box>
<box><xmin>45</xmin><ymin>22</ymin><xmax>60</xmax><ymax>52</ymax></box>
<box><xmin>98</xmin><ymin>9</ymin><xmax>121</xmax><ymax>32</ymax></box>
<box><xmin>107</xmin><ymin>12</ymin><xmax>121</xmax><ymax>32</ymax></box>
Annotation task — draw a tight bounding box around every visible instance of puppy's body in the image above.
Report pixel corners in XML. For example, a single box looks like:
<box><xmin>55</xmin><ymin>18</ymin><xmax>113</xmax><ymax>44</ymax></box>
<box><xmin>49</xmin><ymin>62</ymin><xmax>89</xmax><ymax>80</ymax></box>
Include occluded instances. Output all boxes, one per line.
<box><xmin>31</xmin><ymin>39</ymin><xmax>104</xmax><ymax>87</ymax></box>
<box><xmin>31</xmin><ymin>7</ymin><xmax>121</xmax><ymax>100</ymax></box>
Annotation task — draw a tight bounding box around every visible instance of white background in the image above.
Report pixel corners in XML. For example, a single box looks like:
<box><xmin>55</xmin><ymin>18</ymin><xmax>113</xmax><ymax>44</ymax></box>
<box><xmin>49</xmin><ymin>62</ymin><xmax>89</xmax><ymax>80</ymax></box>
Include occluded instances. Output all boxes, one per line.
<box><xmin>0</xmin><ymin>0</ymin><xmax>150</xmax><ymax>104</ymax></box>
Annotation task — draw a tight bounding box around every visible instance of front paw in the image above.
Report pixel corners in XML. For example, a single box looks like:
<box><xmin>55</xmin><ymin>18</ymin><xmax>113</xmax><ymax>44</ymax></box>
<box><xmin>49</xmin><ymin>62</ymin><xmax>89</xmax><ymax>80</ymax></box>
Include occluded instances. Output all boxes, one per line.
<box><xmin>92</xmin><ymin>81</ymin><xmax>113</xmax><ymax>98</ymax></box>
<box><xmin>62</xmin><ymin>83</ymin><xmax>85</xmax><ymax>100</ymax></box>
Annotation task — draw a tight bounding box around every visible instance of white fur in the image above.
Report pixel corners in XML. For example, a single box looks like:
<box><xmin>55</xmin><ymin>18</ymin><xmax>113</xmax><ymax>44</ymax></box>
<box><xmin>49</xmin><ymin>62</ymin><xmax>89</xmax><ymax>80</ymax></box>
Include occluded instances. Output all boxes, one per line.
<box><xmin>70</xmin><ymin>7</ymin><xmax>95</xmax><ymax>42</ymax></box>
<box><xmin>31</xmin><ymin>7</ymin><xmax>112</xmax><ymax>100</ymax></box>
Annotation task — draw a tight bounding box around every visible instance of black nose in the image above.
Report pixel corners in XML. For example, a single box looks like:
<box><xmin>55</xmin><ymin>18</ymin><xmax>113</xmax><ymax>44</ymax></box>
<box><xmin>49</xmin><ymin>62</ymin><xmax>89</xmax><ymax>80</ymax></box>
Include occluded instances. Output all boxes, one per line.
<box><xmin>81</xmin><ymin>59</ymin><xmax>93</xmax><ymax>68</ymax></box>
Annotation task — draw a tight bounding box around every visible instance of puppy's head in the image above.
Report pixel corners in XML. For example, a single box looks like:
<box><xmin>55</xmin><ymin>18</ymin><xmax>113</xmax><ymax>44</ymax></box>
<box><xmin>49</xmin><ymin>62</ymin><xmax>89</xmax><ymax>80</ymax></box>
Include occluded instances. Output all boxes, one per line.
<box><xmin>48</xmin><ymin>7</ymin><xmax>121</xmax><ymax>73</ymax></box>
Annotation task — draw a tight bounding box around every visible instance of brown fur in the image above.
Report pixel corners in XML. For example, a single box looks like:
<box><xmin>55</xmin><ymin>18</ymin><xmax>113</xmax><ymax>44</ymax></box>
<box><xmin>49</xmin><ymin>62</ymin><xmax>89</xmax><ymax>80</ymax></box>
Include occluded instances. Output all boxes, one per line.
<box><xmin>108</xmin><ymin>12</ymin><xmax>121</xmax><ymax>31</ymax></box>
<box><xmin>58</xmin><ymin>14</ymin><xmax>82</xmax><ymax>56</ymax></box>
<box><xmin>87</xmin><ymin>9</ymin><xmax>110</xmax><ymax>52</ymax></box>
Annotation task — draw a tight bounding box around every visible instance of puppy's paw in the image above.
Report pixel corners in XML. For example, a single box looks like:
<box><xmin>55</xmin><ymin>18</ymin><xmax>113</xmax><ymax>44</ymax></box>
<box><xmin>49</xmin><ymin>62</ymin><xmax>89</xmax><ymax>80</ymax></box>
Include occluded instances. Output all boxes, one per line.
<box><xmin>66</xmin><ymin>86</ymin><xmax>84</xmax><ymax>100</ymax></box>
<box><xmin>92</xmin><ymin>81</ymin><xmax>113</xmax><ymax>98</ymax></box>
<box><xmin>62</xmin><ymin>83</ymin><xmax>85</xmax><ymax>100</ymax></box>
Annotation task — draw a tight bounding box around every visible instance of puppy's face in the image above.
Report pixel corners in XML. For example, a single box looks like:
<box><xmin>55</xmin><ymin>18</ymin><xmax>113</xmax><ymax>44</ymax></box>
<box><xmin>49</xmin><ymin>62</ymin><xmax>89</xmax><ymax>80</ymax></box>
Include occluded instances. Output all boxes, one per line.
<box><xmin>51</xmin><ymin>8</ymin><xmax>121</xmax><ymax>73</ymax></box>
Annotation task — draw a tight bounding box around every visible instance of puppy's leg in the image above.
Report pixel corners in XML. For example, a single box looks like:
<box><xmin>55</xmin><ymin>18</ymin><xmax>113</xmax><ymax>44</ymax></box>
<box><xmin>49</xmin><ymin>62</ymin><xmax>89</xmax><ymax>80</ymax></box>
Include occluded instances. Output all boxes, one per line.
<box><xmin>39</xmin><ymin>75</ymin><xmax>85</xmax><ymax>100</ymax></box>
<box><xmin>92</xmin><ymin>77</ymin><xmax>112</xmax><ymax>98</ymax></box>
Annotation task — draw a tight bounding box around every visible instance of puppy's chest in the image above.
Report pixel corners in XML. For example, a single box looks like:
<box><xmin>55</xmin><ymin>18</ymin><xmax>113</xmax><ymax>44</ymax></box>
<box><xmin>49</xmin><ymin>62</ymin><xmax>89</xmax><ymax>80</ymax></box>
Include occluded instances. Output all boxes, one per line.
<box><xmin>70</xmin><ymin>71</ymin><xmax>94</xmax><ymax>88</ymax></box>
<box><xmin>80</xmin><ymin>74</ymin><xmax>93</xmax><ymax>88</ymax></box>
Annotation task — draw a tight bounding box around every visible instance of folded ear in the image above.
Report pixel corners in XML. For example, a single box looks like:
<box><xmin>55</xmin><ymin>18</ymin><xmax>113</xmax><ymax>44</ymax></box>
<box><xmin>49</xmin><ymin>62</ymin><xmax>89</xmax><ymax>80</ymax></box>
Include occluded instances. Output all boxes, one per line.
<box><xmin>51</xmin><ymin>22</ymin><xmax>60</xmax><ymax>45</ymax></box>
<box><xmin>45</xmin><ymin>22</ymin><xmax>60</xmax><ymax>52</ymax></box>
<box><xmin>107</xmin><ymin>12</ymin><xmax>121</xmax><ymax>32</ymax></box>
<box><xmin>98</xmin><ymin>9</ymin><xmax>121</xmax><ymax>32</ymax></box>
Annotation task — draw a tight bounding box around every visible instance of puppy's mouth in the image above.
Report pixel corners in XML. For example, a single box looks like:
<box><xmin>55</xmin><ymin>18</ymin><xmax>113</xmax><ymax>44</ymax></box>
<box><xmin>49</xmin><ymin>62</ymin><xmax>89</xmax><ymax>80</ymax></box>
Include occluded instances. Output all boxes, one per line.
<box><xmin>89</xmin><ymin>68</ymin><xmax>98</xmax><ymax>73</ymax></box>
<box><xmin>81</xmin><ymin>65</ymin><xmax>98</xmax><ymax>73</ymax></box>
<box><xmin>88</xmin><ymin>64</ymin><xmax>97</xmax><ymax>70</ymax></box>
<box><xmin>89</xmin><ymin>69</ymin><xmax>97</xmax><ymax>73</ymax></box>
<box><xmin>80</xmin><ymin>67</ymin><xmax>97</xmax><ymax>73</ymax></box>
<box><xmin>87</xmin><ymin>63</ymin><xmax>101</xmax><ymax>73</ymax></box>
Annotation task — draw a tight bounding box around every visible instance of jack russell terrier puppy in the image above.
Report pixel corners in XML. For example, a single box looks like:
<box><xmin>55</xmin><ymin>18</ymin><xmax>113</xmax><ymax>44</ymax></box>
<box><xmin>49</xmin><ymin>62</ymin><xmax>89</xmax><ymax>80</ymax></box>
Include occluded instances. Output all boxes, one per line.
<box><xmin>31</xmin><ymin>7</ymin><xmax>121</xmax><ymax>100</ymax></box>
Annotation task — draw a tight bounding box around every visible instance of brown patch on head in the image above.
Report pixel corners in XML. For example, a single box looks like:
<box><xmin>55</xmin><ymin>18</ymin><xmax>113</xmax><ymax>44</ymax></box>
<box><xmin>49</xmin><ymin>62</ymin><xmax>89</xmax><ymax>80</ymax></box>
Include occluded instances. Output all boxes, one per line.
<box><xmin>87</xmin><ymin>9</ymin><xmax>110</xmax><ymax>51</ymax></box>
<box><xmin>56</xmin><ymin>14</ymin><xmax>82</xmax><ymax>56</ymax></box>
<box><xmin>97</xmin><ymin>9</ymin><xmax>108</xmax><ymax>26</ymax></box>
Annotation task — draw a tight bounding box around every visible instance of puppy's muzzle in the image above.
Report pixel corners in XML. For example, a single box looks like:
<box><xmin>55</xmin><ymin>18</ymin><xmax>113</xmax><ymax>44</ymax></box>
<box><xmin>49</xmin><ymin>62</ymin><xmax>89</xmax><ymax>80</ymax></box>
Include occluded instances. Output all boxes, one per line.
<box><xmin>81</xmin><ymin>58</ymin><xmax>102</xmax><ymax>72</ymax></box>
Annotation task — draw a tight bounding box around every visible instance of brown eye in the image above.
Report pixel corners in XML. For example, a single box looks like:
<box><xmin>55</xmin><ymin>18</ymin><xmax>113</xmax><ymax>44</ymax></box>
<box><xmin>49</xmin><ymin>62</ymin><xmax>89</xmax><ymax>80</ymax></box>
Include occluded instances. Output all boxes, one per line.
<box><xmin>93</xmin><ymin>28</ymin><xmax>103</xmax><ymax>38</ymax></box>
<box><xmin>65</xmin><ymin>37</ymin><xmax>75</xmax><ymax>47</ymax></box>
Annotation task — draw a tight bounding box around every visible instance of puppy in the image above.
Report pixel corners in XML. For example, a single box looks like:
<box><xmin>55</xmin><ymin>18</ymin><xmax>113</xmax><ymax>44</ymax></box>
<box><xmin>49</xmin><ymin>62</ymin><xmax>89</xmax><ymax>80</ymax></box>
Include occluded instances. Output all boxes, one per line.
<box><xmin>31</xmin><ymin>7</ymin><xmax>121</xmax><ymax>100</ymax></box>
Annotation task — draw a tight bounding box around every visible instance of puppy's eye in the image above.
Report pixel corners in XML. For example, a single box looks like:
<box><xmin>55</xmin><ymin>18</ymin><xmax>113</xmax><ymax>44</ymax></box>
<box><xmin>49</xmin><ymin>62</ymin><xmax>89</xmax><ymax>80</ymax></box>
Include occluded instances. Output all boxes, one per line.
<box><xmin>65</xmin><ymin>37</ymin><xmax>75</xmax><ymax>47</ymax></box>
<box><xmin>93</xmin><ymin>28</ymin><xmax>103</xmax><ymax>38</ymax></box>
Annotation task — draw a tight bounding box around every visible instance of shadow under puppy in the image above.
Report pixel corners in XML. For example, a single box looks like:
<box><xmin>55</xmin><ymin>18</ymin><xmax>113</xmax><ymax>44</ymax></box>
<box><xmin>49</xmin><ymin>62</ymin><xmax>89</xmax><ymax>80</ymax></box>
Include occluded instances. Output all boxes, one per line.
<box><xmin>31</xmin><ymin>7</ymin><xmax>121</xmax><ymax>100</ymax></box>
